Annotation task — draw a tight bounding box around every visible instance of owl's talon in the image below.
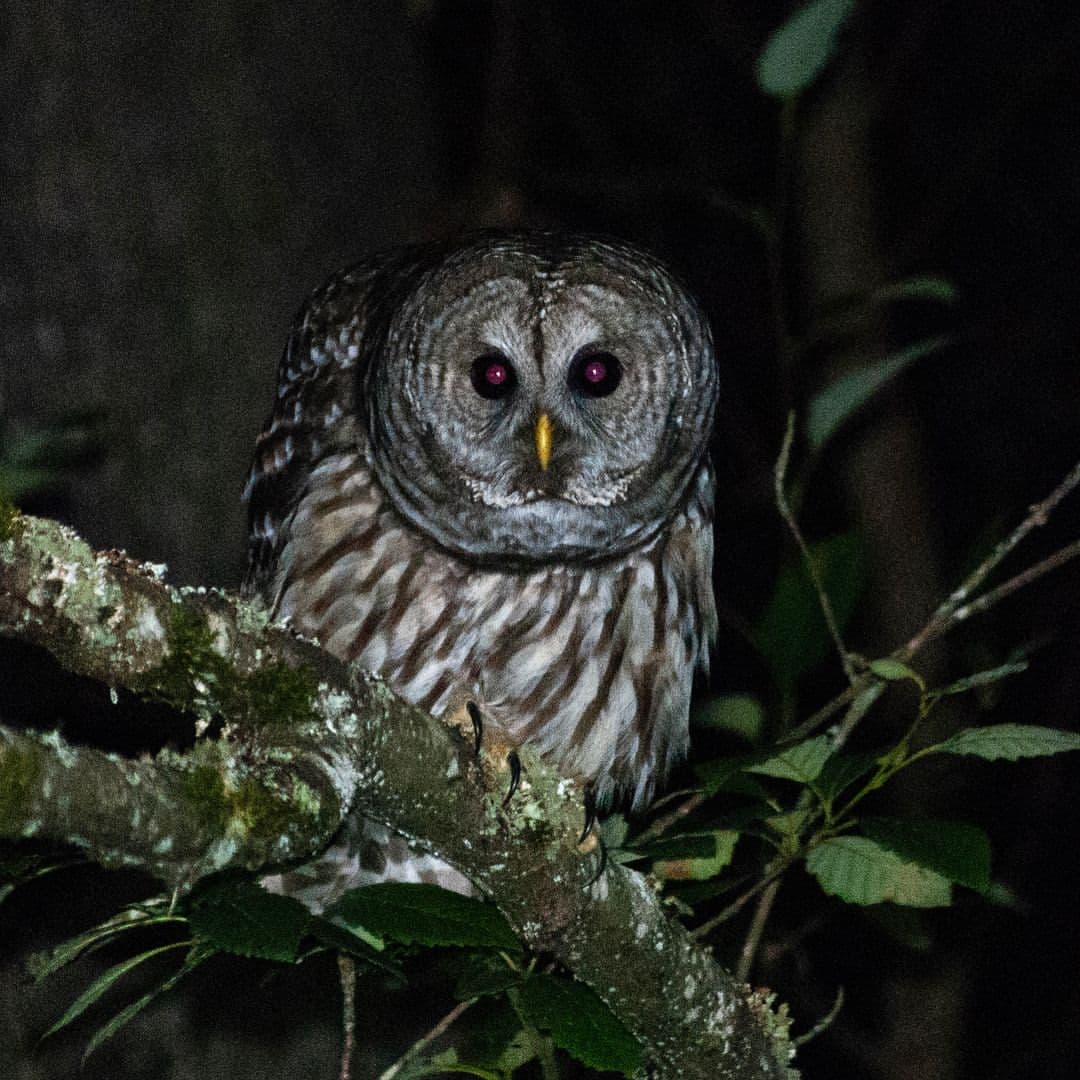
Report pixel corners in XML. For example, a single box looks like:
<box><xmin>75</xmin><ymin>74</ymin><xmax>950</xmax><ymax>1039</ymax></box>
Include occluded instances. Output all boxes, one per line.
<box><xmin>584</xmin><ymin>836</ymin><xmax>608</xmax><ymax>889</ymax></box>
<box><xmin>503</xmin><ymin>750</ymin><xmax>522</xmax><ymax>808</ymax></box>
<box><xmin>466</xmin><ymin>700</ymin><xmax>483</xmax><ymax>756</ymax></box>
<box><xmin>578</xmin><ymin>782</ymin><xmax>597</xmax><ymax>845</ymax></box>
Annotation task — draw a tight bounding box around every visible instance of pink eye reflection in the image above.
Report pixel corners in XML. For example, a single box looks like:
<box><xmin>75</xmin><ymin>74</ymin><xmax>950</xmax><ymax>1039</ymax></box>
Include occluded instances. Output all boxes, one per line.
<box><xmin>469</xmin><ymin>352</ymin><xmax>517</xmax><ymax>400</ymax></box>
<box><xmin>583</xmin><ymin>359</ymin><xmax>608</xmax><ymax>385</ymax></box>
<box><xmin>484</xmin><ymin>361</ymin><xmax>509</xmax><ymax>386</ymax></box>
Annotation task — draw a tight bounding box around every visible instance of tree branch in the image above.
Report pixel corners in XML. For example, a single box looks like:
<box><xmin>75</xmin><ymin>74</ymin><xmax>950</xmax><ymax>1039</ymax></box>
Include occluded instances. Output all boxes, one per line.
<box><xmin>0</xmin><ymin>509</ymin><xmax>795</xmax><ymax>1079</ymax></box>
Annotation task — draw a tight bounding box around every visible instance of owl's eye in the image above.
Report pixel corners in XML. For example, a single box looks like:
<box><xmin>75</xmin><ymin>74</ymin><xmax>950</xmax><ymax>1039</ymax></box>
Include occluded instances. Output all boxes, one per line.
<box><xmin>568</xmin><ymin>350</ymin><xmax>622</xmax><ymax>398</ymax></box>
<box><xmin>470</xmin><ymin>353</ymin><xmax>517</xmax><ymax>400</ymax></box>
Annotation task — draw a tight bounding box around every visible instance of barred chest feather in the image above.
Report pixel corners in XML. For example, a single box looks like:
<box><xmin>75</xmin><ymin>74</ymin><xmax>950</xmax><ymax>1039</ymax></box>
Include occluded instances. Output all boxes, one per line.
<box><xmin>272</xmin><ymin>448</ymin><xmax>716</xmax><ymax>810</ymax></box>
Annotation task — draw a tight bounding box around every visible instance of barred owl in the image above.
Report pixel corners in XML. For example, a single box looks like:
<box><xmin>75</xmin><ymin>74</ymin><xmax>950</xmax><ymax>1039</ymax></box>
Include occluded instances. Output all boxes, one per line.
<box><xmin>246</xmin><ymin>232</ymin><xmax>718</xmax><ymax>903</ymax></box>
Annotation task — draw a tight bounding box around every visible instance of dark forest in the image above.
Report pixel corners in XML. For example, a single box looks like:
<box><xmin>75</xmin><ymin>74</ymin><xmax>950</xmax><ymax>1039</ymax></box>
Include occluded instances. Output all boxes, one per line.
<box><xmin>2</xmin><ymin>3</ymin><xmax>1079</xmax><ymax>1078</ymax></box>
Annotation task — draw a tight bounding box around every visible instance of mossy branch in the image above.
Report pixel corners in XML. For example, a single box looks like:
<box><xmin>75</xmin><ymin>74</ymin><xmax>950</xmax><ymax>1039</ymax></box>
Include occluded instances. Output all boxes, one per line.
<box><xmin>0</xmin><ymin>509</ymin><xmax>795</xmax><ymax>1080</ymax></box>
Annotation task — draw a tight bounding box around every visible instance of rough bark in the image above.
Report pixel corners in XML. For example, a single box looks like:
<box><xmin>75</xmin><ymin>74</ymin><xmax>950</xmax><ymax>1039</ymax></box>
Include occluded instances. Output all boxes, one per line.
<box><xmin>0</xmin><ymin>507</ymin><xmax>796</xmax><ymax>1080</ymax></box>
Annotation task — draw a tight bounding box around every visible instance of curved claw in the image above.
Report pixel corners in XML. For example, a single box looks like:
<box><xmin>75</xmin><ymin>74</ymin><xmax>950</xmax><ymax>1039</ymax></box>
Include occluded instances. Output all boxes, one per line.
<box><xmin>578</xmin><ymin>782</ymin><xmax>597</xmax><ymax>846</ymax></box>
<box><xmin>584</xmin><ymin>836</ymin><xmax>608</xmax><ymax>889</ymax></box>
<box><xmin>502</xmin><ymin>750</ymin><xmax>522</xmax><ymax>809</ymax></box>
<box><xmin>466</xmin><ymin>700</ymin><xmax>483</xmax><ymax>756</ymax></box>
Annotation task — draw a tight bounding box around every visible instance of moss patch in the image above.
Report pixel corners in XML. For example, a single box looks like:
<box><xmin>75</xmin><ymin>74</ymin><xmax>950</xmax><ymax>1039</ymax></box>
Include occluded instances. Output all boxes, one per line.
<box><xmin>182</xmin><ymin>762</ymin><xmax>232</xmax><ymax>835</ymax></box>
<box><xmin>0</xmin><ymin>741</ymin><xmax>42</xmax><ymax>830</ymax></box>
<box><xmin>0</xmin><ymin>498</ymin><xmax>19</xmax><ymax>543</ymax></box>
<box><xmin>147</xmin><ymin>604</ymin><xmax>318</xmax><ymax>729</ymax></box>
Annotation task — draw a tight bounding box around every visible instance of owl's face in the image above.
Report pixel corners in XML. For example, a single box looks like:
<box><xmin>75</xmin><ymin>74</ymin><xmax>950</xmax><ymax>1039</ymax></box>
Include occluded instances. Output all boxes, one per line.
<box><xmin>365</xmin><ymin>235</ymin><xmax>716</xmax><ymax>564</ymax></box>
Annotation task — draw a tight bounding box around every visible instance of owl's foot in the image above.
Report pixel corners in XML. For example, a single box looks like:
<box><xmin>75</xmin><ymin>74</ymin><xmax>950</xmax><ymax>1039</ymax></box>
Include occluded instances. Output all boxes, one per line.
<box><xmin>463</xmin><ymin>699</ymin><xmax>522</xmax><ymax>808</ymax></box>
<box><xmin>466</xmin><ymin>700</ymin><xmax>483</xmax><ymax>755</ymax></box>
<box><xmin>503</xmin><ymin>749</ymin><xmax>522</xmax><ymax>808</ymax></box>
<box><xmin>584</xmin><ymin>834</ymin><xmax>608</xmax><ymax>889</ymax></box>
<box><xmin>578</xmin><ymin>781</ymin><xmax>597</xmax><ymax>845</ymax></box>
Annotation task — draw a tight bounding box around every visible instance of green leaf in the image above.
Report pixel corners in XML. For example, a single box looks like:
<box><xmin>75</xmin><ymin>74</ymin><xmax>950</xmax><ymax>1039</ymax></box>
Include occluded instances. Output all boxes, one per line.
<box><xmin>744</xmin><ymin>735</ymin><xmax>834</xmax><ymax>783</ymax></box>
<box><xmin>693</xmin><ymin>694</ymin><xmax>766</xmax><ymax>742</ymax></box>
<box><xmin>869</xmin><ymin>276</ymin><xmax>957</xmax><ymax>306</ymax></box>
<box><xmin>188</xmin><ymin>881</ymin><xmax>311</xmax><ymax>963</ymax></box>
<box><xmin>765</xmin><ymin>806</ymin><xmax>814</xmax><ymax>841</ymax></box>
<box><xmin>306</xmin><ymin>917</ymin><xmax>404</xmax><ymax>980</ymax></box>
<box><xmin>806</xmin><ymin>836</ymin><xmax>953</xmax><ymax>907</ymax></box>
<box><xmin>928</xmin><ymin>661</ymin><xmax>1029</xmax><ymax>701</ymax></box>
<box><xmin>330</xmin><ymin>883</ymin><xmax>519</xmax><ymax>951</ymax></box>
<box><xmin>649</xmin><ymin>830</ymin><xmax>740</xmax><ymax>881</ymax></box>
<box><xmin>806</xmin><ymin>335</ymin><xmax>951</xmax><ymax>451</ymax></box>
<box><xmin>81</xmin><ymin>942</ymin><xmax>213</xmax><ymax>1062</ymax></box>
<box><xmin>868</xmin><ymin>658</ymin><xmax>926</xmax><ymax>691</ymax></box>
<box><xmin>861</xmin><ymin>817</ymin><xmax>992</xmax><ymax>894</ymax></box>
<box><xmin>756</xmin><ymin>0</ymin><xmax>857</xmax><ymax>100</ymax></box>
<box><xmin>518</xmin><ymin>974</ymin><xmax>642</xmax><ymax>1077</ymax></box>
<box><xmin>41</xmin><ymin>940</ymin><xmax>190</xmax><ymax>1041</ymax></box>
<box><xmin>933</xmin><ymin>724</ymin><xmax>1080</xmax><ymax>761</ymax></box>
<box><xmin>30</xmin><ymin>909</ymin><xmax>180</xmax><ymax>983</ymax></box>
<box><xmin>753</xmin><ymin>532</ymin><xmax>864</xmax><ymax>687</ymax></box>
<box><xmin>695</xmin><ymin>755</ymin><xmax>769</xmax><ymax>798</ymax></box>
<box><xmin>454</xmin><ymin>954</ymin><xmax>524</xmax><ymax>1002</ymax></box>
<box><xmin>814</xmin><ymin>752</ymin><xmax>877</xmax><ymax>801</ymax></box>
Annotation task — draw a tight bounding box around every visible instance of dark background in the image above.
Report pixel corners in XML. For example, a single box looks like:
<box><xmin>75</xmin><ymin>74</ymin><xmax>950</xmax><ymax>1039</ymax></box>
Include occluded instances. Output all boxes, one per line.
<box><xmin>2</xmin><ymin>3</ymin><xmax>1079</xmax><ymax>1078</ymax></box>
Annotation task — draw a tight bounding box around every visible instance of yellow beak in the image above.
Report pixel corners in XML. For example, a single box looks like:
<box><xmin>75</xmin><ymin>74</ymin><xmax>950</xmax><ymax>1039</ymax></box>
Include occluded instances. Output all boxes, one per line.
<box><xmin>534</xmin><ymin>413</ymin><xmax>553</xmax><ymax>471</ymax></box>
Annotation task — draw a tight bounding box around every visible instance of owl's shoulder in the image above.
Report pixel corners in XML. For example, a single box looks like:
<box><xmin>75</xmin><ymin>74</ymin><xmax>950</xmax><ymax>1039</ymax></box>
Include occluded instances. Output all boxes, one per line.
<box><xmin>243</xmin><ymin>255</ymin><xmax>389</xmax><ymax>595</ymax></box>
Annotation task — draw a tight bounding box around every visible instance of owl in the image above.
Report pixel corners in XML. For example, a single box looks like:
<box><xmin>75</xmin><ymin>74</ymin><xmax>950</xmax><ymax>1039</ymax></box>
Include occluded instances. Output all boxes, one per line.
<box><xmin>245</xmin><ymin>232</ymin><xmax>718</xmax><ymax>903</ymax></box>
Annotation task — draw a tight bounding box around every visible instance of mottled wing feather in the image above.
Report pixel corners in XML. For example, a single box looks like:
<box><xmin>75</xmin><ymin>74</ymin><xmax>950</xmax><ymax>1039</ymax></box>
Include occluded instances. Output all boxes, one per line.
<box><xmin>243</xmin><ymin>253</ymin><xmax>420</xmax><ymax>596</ymax></box>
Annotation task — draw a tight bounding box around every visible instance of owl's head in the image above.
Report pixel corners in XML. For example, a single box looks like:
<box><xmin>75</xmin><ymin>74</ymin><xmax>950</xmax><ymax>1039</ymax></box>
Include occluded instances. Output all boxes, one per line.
<box><xmin>365</xmin><ymin>233</ymin><xmax>717</xmax><ymax>565</ymax></box>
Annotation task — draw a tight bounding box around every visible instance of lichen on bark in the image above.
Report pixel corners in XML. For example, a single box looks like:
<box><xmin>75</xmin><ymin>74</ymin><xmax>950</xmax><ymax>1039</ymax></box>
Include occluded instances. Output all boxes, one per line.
<box><xmin>0</xmin><ymin>511</ymin><xmax>797</xmax><ymax>1079</ymax></box>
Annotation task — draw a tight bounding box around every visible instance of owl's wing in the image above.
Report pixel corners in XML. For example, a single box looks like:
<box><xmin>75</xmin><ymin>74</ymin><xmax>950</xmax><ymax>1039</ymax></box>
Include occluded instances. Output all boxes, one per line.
<box><xmin>243</xmin><ymin>249</ymin><xmax>421</xmax><ymax>597</ymax></box>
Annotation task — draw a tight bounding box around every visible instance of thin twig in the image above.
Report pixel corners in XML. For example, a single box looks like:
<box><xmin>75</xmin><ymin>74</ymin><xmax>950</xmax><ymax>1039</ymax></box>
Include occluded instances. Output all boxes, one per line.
<box><xmin>736</xmin><ymin>876</ymin><xmax>783</xmax><ymax>983</ymax></box>
<box><xmin>900</xmin><ymin>459</ymin><xmax>1080</xmax><ymax>660</ymax></box>
<box><xmin>792</xmin><ymin>986</ymin><xmax>845</xmax><ymax>1048</ymax></box>
<box><xmin>338</xmin><ymin>953</ymin><xmax>357</xmax><ymax>1080</ymax></box>
<box><xmin>775</xmin><ymin>412</ymin><xmax>857</xmax><ymax>684</ymax></box>
<box><xmin>780</xmin><ymin>460</ymin><xmax>1080</xmax><ymax>748</ymax></box>
<box><xmin>927</xmin><ymin>537</ymin><xmax>1080</xmax><ymax>643</ymax></box>
<box><xmin>693</xmin><ymin>856</ymin><xmax>795</xmax><ymax>941</ymax></box>
<box><xmin>377</xmin><ymin>999</ymin><xmax>475</xmax><ymax>1080</ymax></box>
<box><xmin>635</xmin><ymin>790</ymin><xmax>707</xmax><ymax>846</ymax></box>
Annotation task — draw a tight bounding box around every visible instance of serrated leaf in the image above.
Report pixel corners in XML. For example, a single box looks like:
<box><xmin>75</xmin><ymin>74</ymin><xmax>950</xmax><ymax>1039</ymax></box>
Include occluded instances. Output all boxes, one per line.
<box><xmin>696</xmin><ymin>754</ymin><xmax>769</xmax><ymax>797</ymax></box>
<box><xmin>753</xmin><ymin>532</ymin><xmax>864</xmax><ymax>687</ymax></box>
<box><xmin>188</xmin><ymin>881</ymin><xmax>311</xmax><ymax>962</ymax></box>
<box><xmin>756</xmin><ymin>0</ymin><xmax>857</xmax><ymax>99</ymax></box>
<box><xmin>814</xmin><ymin>752</ymin><xmax>877</xmax><ymax>801</ymax></box>
<box><xmin>807</xmin><ymin>335</ymin><xmax>950</xmax><ymax>450</ymax></box>
<box><xmin>693</xmin><ymin>694</ymin><xmax>766</xmax><ymax>741</ymax></box>
<box><xmin>309</xmin><ymin>914</ymin><xmax>385</xmax><ymax>953</ymax></box>
<box><xmin>745</xmin><ymin>735</ymin><xmax>835</xmax><ymax>783</ymax></box>
<box><xmin>518</xmin><ymin>974</ymin><xmax>642</xmax><ymax>1076</ymax></box>
<box><xmin>933</xmin><ymin>724</ymin><xmax>1080</xmax><ymax>761</ymax></box>
<box><xmin>330</xmin><ymin>883</ymin><xmax>519</xmax><ymax>951</ymax></box>
<box><xmin>454</xmin><ymin>953</ymin><xmax>524</xmax><ymax>1001</ymax></box>
<box><xmin>307</xmin><ymin>917</ymin><xmax>405</xmax><ymax>980</ymax></box>
<box><xmin>861</xmin><ymin>817</ymin><xmax>992</xmax><ymax>894</ymax></box>
<box><xmin>806</xmin><ymin>836</ymin><xmax>953</xmax><ymax>907</ymax></box>
<box><xmin>651</xmin><ymin>831</ymin><xmax>739</xmax><ymax>881</ymax></box>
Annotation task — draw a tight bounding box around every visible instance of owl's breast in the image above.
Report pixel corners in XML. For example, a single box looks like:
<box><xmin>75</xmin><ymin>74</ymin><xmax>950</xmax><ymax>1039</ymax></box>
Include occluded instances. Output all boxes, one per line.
<box><xmin>274</xmin><ymin>450</ymin><xmax>714</xmax><ymax>808</ymax></box>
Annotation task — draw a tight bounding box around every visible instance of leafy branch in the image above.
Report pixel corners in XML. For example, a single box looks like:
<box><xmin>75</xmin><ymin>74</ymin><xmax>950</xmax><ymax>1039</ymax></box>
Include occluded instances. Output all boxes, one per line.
<box><xmin>0</xmin><ymin>507</ymin><xmax>795</xmax><ymax>1080</ymax></box>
